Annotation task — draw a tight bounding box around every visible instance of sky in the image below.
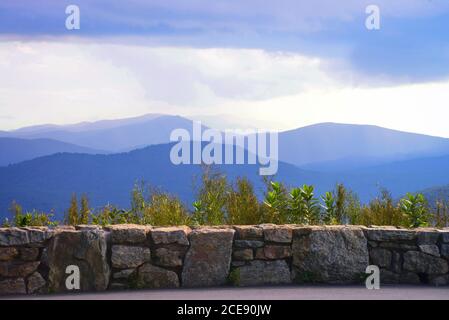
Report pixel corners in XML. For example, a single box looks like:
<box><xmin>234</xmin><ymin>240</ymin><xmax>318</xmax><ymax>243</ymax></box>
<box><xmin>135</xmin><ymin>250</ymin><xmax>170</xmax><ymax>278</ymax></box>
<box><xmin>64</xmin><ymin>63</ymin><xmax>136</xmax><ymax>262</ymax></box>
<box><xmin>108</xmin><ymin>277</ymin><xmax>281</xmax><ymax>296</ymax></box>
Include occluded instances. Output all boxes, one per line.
<box><xmin>1</xmin><ymin>1</ymin><xmax>449</xmax><ymax>137</ymax></box>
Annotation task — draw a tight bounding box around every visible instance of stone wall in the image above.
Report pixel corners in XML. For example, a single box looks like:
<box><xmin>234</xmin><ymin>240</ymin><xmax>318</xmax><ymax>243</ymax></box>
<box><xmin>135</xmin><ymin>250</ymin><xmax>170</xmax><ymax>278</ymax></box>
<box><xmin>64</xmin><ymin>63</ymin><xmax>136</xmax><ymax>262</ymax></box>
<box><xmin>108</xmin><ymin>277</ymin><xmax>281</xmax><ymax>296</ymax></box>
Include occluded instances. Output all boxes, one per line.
<box><xmin>1</xmin><ymin>224</ymin><xmax>448</xmax><ymax>295</ymax></box>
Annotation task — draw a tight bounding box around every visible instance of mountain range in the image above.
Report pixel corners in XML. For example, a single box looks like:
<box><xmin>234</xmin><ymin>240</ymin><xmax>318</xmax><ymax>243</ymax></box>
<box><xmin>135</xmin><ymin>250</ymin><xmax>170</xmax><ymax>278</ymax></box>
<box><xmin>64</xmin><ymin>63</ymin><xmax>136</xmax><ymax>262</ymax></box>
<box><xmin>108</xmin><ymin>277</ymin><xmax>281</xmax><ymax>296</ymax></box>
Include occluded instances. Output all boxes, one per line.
<box><xmin>1</xmin><ymin>114</ymin><xmax>449</xmax><ymax>220</ymax></box>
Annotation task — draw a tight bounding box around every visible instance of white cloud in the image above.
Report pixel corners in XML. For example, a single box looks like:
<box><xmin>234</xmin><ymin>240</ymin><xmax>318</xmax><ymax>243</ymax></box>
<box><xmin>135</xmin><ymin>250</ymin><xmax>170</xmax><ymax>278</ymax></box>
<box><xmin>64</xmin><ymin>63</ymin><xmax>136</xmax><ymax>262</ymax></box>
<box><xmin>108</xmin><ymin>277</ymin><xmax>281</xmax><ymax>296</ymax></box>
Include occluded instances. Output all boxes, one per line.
<box><xmin>1</xmin><ymin>40</ymin><xmax>449</xmax><ymax>138</ymax></box>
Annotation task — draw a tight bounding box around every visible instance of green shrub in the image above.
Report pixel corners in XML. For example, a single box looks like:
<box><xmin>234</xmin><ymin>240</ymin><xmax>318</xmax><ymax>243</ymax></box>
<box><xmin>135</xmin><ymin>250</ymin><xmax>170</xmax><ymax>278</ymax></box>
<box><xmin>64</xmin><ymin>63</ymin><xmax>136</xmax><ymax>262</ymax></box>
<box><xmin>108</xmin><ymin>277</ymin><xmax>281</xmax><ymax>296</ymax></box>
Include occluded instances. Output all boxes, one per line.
<box><xmin>226</xmin><ymin>177</ymin><xmax>262</xmax><ymax>225</ymax></box>
<box><xmin>354</xmin><ymin>189</ymin><xmax>405</xmax><ymax>227</ymax></box>
<box><xmin>400</xmin><ymin>193</ymin><xmax>429</xmax><ymax>228</ymax></box>
<box><xmin>191</xmin><ymin>168</ymin><xmax>228</xmax><ymax>225</ymax></box>
<box><xmin>8</xmin><ymin>201</ymin><xmax>57</xmax><ymax>227</ymax></box>
<box><xmin>263</xmin><ymin>181</ymin><xmax>290</xmax><ymax>224</ymax></box>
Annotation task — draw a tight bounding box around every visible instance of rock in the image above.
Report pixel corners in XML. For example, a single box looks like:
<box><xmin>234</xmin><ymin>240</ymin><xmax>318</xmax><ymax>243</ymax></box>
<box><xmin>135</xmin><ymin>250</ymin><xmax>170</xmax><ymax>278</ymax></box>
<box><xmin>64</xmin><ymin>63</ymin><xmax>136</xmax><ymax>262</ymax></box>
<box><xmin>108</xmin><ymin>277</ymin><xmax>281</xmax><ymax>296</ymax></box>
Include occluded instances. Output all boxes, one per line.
<box><xmin>47</xmin><ymin>230</ymin><xmax>110</xmax><ymax>292</ymax></box>
<box><xmin>403</xmin><ymin>251</ymin><xmax>449</xmax><ymax>274</ymax></box>
<box><xmin>27</xmin><ymin>272</ymin><xmax>46</xmax><ymax>294</ymax></box>
<box><xmin>0</xmin><ymin>261</ymin><xmax>40</xmax><ymax>277</ymax></box>
<box><xmin>233</xmin><ymin>226</ymin><xmax>263</xmax><ymax>240</ymax></box>
<box><xmin>380</xmin><ymin>269</ymin><xmax>420</xmax><ymax>284</ymax></box>
<box><xmin>182</xmin><ymin>228</ymin><xmax>234</xmax><ymax>287</ymax></box>
<box><xmin>440</xmin><ymin>231</ymin><xmax>449</xmax><ymax>243</ymax></box>
<box><xmin>113</xmin><ymin>269</ymin><xmax>135</xmax><ymax>280</ymax></box>
<box><xmin>417</xmin><ymin>230</ymin><xmax>440</xmax><ymax>245</ymax></box>
<box><xmin>429</xmin><ymin>275</ymin><xmax>449</xmax><ymax>286</ymax></box>
<box><xmin>231</xmin><ymin>261</ymin><xmax>246</xmax><ymax>267</ymax></box>
<box><xmin>368</xmin><ymin>241</ymin><xmax>378</xmax><ymax>248</ymax></box>
<box><xmin>109</xmin><ymin>282</ymin><xmax>128</xmax><ymax>290</ymax></box>
<box><xmin>0</xmin><ymin>228</ymin><xmax>29</xmax><ymax>246</ymax></box>
<box><xmin>379</xmin><ymin>242</ymin><xmax>418</xmax><ymax>251</ymax></box>
<box><xmin>233</xmin><ymin>249</ymin><xmax>253</xmax><ymax>261</ymax></box>
<box><xmin>257</xmin><ymin>245</ymin><xmax>292</xmax><ymax>260</ymax></box>
<box><xmin>23</xmin><ymin>227</ymin><xmax>54</xmax><ymax>245</ymax></box>
<box><xmin>150</xmin><ymin>227</ymin><xmax>190</xmax><ymax>246</ymax></box>
<box><xmin>154</xmin><ymin>247</ymin><xmax>184</xmax><ymax>267</ymax></box>
<box><xmin>292</xmin><ymin>226</ymin><xmax>369</xmax><ymax>283</ymax></box>
<box><xmin>107</xmin><ymin>224</ymin><xmax>148</xmax><ymax>244</ymax></box>
<box><xmin>234</xmin><ymin>240</ymin><xmax>264</xmax><ymax>249</ymax></box>
<box><xmin>0</xmin><ymin>278</ymin><xmax>26</xmax><ymax>295</ymax></box>
<box><xmin>291</xmin><ymin>227</ymin><xmax>314</xmax><ymax>238</ymax></box>
<box><xmin>370</xmin><ymin>248</ymin><xmax>392</xmax><ymax>268</ymax></box>
<box><xmin>419</xmin><ymin>245</ymin><xmax>440</xmax><ymax>257</ymax></box>
<box><xmin>111</xmin><ymin>245</ymin><xmax>151</xmax><ymax>269</ymax></box>
<box><xmin>262</xmin><ymin>225</ymin><xmax>292</xmax><ymax>243</ymax></box>
<box><xmin>137</xmin><ymin>263</ymin><xmax>179</xmax><ymax>288</ymax></box>
<box><xmin>391</xmin><ymin>251</ymin><xmax>402</xmax><ymax>273</ymax></box>
<box><xmin>20</xmin><ymin>247</ymin><xmax>40</xmax><ymax>261</ymax></box>
<box><xmin>0</xmin><ymin>247</ymin><xmax>18</xmax><ymax>261</ymax></box>
<box><xmin>234</xmin><ymin>260</ymin><xmax>291</xmax><ymax>286</ymax></box>
<box><xmin>441</xmin><ymin>244</ymin><xmax>449</xmax><ymax>259</ymax></box>
<box><xmin>364</xmin><ymin>228</ymin><xmax>416</xmax><ymax>242</ymax></box>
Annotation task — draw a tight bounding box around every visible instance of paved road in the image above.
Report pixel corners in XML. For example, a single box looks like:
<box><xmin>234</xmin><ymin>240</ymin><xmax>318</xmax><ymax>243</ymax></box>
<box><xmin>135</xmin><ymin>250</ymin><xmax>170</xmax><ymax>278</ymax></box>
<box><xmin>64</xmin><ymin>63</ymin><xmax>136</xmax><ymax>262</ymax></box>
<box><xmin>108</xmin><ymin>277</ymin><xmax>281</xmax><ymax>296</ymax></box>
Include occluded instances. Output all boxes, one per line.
<box><xmin>4</xmin><ymin>285</ymin><xmax>449</xmax><ymax>300</ymax></box>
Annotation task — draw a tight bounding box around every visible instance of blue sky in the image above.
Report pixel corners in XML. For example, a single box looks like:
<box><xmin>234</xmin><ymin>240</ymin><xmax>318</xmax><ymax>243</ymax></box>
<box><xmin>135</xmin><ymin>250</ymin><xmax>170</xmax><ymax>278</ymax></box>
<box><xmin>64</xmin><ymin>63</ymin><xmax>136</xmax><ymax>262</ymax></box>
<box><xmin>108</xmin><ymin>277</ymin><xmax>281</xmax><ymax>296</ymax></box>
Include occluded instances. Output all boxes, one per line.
<box><xmin>1</xmin><ymin>1</ymin><xmax>449</xmax><ymax>136</ymax></box>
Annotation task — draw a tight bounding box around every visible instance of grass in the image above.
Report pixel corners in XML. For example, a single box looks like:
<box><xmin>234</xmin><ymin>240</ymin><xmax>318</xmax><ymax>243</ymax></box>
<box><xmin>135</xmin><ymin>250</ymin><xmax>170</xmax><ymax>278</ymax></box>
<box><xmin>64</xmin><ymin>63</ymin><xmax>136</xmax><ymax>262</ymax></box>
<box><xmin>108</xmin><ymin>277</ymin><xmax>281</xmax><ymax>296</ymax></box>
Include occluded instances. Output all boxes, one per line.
<box><xmin>1</xmin><ymin>168</ymin><xmax>448</xmax><ymax>229</ymax></box>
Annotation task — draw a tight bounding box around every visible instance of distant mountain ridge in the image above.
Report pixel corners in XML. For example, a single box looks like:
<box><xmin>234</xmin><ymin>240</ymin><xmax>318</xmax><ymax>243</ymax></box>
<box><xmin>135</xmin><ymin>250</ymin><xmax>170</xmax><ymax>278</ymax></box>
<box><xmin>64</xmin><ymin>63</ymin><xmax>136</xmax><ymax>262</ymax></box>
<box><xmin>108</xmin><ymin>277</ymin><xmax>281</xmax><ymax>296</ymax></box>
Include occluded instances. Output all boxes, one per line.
<box><xmin>3</xmin><ymin>115</ymin><xmax>449</xmax><ymax>169</ymax></box>
<box><xmin>1</xmin><ymin>143</ymin><xmax>449</xmax><ymax>220</ymax></box>
<box><xmin>278</xmin><ymin>122</ymin><xmax>449</xmax><ymax>170</ymax></box>
<box><xmin>0</xmin><ymin>137</ymin><xmax>106</xmax><ymax>167</ymax></box>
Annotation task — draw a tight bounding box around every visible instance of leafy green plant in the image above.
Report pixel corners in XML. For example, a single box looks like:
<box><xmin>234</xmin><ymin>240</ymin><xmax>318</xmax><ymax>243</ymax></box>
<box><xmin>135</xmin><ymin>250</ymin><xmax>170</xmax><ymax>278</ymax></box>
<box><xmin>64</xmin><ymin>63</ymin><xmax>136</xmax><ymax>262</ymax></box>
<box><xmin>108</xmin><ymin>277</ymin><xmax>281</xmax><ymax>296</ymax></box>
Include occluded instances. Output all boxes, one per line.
<box><xmin>9</xmin><ymin>201</ymin><xmax>57</xmax><ymax>227</ymax></box>
<box><xmin>400</xmin><ymin>193</ymin><xmax>429</xmax><ymax>228</ymax></box>
<box><xmin>299</xmin><ymin>185</ymin><xmax>321</xmax><ymax>225</ymax></box>
<box><xmin>321</xmin><ymin>191</ymin><xmax>337</xmax><ymax>224</ymax></box>
<box><xmin>192</xmin><ymin>168</ymin><xmax>228</xmax><ymax>225</ymax></box>
<box><xmin>226</xmin><ymin>178</ymin><xmax>262</xmax><ymax>225</ymax></box>
<box><xmin>263</xmin><ymin>181</ymin><xmax>289</xmax><ymax>223</ymax></box>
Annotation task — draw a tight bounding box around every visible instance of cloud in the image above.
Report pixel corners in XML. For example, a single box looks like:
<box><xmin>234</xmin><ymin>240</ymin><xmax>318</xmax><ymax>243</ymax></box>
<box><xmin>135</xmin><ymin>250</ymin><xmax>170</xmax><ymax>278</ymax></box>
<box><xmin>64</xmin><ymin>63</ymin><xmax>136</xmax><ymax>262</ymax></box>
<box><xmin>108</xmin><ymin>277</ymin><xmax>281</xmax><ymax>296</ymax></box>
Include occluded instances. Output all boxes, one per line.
<box><xmin>1</xmin><ymin>40</ymin><xmax>449</xmax><ymax>139</ymax></box>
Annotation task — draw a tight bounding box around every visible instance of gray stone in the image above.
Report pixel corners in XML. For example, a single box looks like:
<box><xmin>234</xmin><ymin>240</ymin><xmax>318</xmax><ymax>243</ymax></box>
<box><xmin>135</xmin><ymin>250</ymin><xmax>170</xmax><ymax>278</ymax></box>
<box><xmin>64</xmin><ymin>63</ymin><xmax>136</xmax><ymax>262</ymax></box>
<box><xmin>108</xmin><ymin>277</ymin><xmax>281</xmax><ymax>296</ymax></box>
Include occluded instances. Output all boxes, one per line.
<box><xmin>292</xmin><ymin>226</ymin><xmax>369</xmax><ymax>283</ymax></box>
<box><xmin>379</xmin><ymin>242</ymin><xmax>418</xmax><ymax>251</ymax></box>
<box><xmin>370</xmin><ymin>248</ymin><xmax>392</xmax><ymax>268</ymax></box>
<box><xmin>0</xmin><ymin>261</ymin><xmax>40</xmax><ymax>277</ymax></box>
<box><xmin>24</xmin><ymin>227</ymin><xmax>54</xmax><ymax>245</ymax></box>
<box><xmin>0</xmin><ymin>278</ymin><xmax>26</xmax><ymax>295</ymax></box>
<box><xmin>47</xmin><ymin>230</ymin><xmax>110</xmax><ymax>292</ymax></box>
<box><xmin>417</xmin><ymin>230</ymin><xmax>440</xmax><ymax>245</ymax></box>
<box><xmin>440</xmin><ymin>231</ymin><xmax>449</xmax><ymax>243</ymax></box>
<box><xmin>20</xmin><ymin>247</ymin><xmax>40</xmax><ymax>261</ymax></box>
<box><xmin>233</xmin><ymin>226</ymin><xmax>263</xmax><ymax>240</ymax></box>
<box><xmin>113</xmin><ymin>269</ymin><xmax>135</xmax><ymax>280</ymax></box>
<box><xmin>234</xmin><ymin>260</ymin><xmax>291</xmax><ymax>286</ymax></box>
<box><xmin>0</xmin><ymin>247</ymin><xmax>18</xmax><ymax>261</ymax></box>
<box><xmin>262</xmin><ymin>225</ymin><xmax>292</xmax><ymax>243</ymax></box>
<box><xmin>182</xmin><ymin>228</ymin><xmax>234</xmax><ymax>287</ymax></box>
<box><xmin>154</xmin><ymin>247</ymin><xmax>184</xmax><ymax>267</ymax></box>
<box><xmin>233</xmin><ymin>249</ymin><xmax>253</xmax><ymax>261</ymax></box>
<box><xmin>0</xmin><ymin>228</ymin><xmax>29</xmax><ymax>246</ymax></box>
<box><xmin>75</xmin><ymin>225</ymin><xmax>102</xmax><ymax>231</ymax></box>
<box><xmin>109</xmin><ymin>282</ymin><xmax>128</xmax><ymax>290</ymax></box>
<box><xmin>429</xmin><ymin>275</ymin><xmax>449</xmax><ymax>286</ymax></box>
<box><xmin>111</xmin><ymin>245</ymin><xmax>151</xmax><ymax>269</ymax></box>
<box><xmin>380</xmin><ymin>269</ymin><xmax>420</xmax><ymax>284</ymax></box>
<box><xmin>234</xmin><ymin>240</ymin><xmax>264</xmax><ymax>249</ymax></box>
<box><xmin>231</xmin><ymin>261</ymin><xmax>246</xmax><ymax>267</ymax></box>
<box><xmin>27</xmin><ymin>272</ymin><xmax>46</xmax><ymax>294</ymax></box>
<box><xmin>419</xmin><ymin>244</ymin><xmax>440</xmax><ymax>257</ymax></box>
<box><xmin>441</xmin><ymin>244</ymin><xmax>449</xmax><ymax>259</ymax></box>
<box><xmin>107</xmin><ymin>224</ymin><xmax>148</xmax><ymax>244</ymax></box>
<box><xmin>391</xmin><ymin>251</ymin><xmax>402</xmax><ymax>273</ymax></box>
<box><xmin>403</xmin><ymin>251</ymin><xmax>449</xmax><ymax>274</ymax></box>
<box><xmin>150</xmin><ymin>227</ymin><xmax>190</xmax><ymax>246</ymax></box>
<box><xmin>257</xmin><ymin>245</ymin><xmax>292</xmax><ymax>260</ymax></box>
<box><xmin>137</xmin><ymin>263</ymin><xmax>179</xmax><ymax>288</ymax></box>
<box><xmin>365</xmin><ymin>228</ymin><xmax>416</xmax><ymax>242</ymax></box>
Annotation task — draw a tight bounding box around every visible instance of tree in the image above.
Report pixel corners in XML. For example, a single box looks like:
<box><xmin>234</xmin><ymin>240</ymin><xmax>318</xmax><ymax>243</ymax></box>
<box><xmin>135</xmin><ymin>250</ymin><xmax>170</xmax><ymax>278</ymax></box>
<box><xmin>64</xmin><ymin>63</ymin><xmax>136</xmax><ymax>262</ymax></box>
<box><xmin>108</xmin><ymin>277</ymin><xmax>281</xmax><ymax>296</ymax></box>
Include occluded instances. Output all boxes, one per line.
<box><xmin>67</xmin><ymin>193</ymin><xmax>79</xmax><ymax>225</ymax></box>
<box><xmin>80</xmin><ymin>194</ymin><xmax>90</xmax><ymax>225</ymax></box>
